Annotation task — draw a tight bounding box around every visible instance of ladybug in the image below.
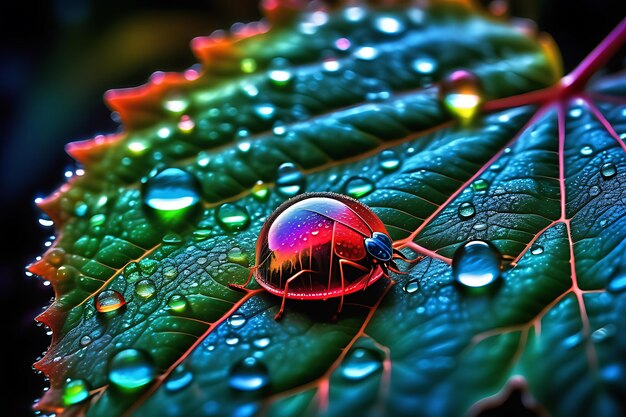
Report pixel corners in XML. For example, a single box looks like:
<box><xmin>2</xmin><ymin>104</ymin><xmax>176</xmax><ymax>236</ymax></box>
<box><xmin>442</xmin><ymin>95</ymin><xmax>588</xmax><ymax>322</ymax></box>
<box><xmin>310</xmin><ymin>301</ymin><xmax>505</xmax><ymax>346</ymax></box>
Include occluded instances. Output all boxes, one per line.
<box><xmin>230</xmin><ymin>192</ymin><xmax>417</xmax><ymax>320</ymax></box>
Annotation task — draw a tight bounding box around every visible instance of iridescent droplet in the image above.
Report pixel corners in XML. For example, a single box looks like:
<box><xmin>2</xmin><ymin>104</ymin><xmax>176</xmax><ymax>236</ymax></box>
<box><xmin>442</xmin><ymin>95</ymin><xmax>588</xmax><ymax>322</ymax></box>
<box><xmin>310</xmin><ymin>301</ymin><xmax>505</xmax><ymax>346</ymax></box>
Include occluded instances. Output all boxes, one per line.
<box><xmin>251</xmin><ymin>180</ymin><xmax>270</xmax><ymax>201</ymax></box>
<box><xmin>95</xmin><ymin>290</ymin><xmax>126</xmax><ymax>313</ymax></box>
<box><xmin>165</xmin><ymin>367</ymin><xmax>193</xmax><ymax>392</ymax></box>
<box><xmin>403</xmin><ymin>280</ymin><xmax>419</xmax><ymax>294</ymax></box>
<box><xmin>216</xmin><ymin>204</ymin><xmax>250</xmax><ymax>232</ymax></box>
<box><xmin>228</xmin><ymin>357</ymin><xmax>269</xmax><ymax>391</ymax></box>
<box><xmin>472</xmin><ymin>179</ymin><xmax>489</xmax><ymax>193</ymax></box>
<box><xmin>168</xmin><ymin>294</ymin><xmax>188</xmax><ymax>312</ymax></box>
<box><xmin>135</xmin><ymin>279</ymin><xmax>156</xmax><ymax>299</ymax></box>
<box><xmin>601</xmin><ymin>162</ymin><xmax>617</xmax><ymax>179</ymax></box>
<box><xmin>143</xmin><ymin>168</ymin><xmax>201</xmax><ymax>215</ymax></box>
<box><xmin>580</xmin><ymin>146</ymin><xmax>594</xmax><ymax>156</ymax></box>
<box><xmin>344</xmin><ymin>176</ymin><xmax>375</xmax><ymax>199</ymax></box>
<box><xmin>458</xmin><ymin>202</ymin><xmax>476</xmax><ymax>219</ymax></box>
<box><xmin>452</xmin><ymin>240</ymin><xmax>502</xmax><ymax>288</ymax></box>
<box><xmin>108</xmin><ymin>348</ymin><xmax>156</xmax><ymax>391</ymax></box>
<box><xmin>228</xmin><ymin>314</ymin><xmax>247</xmax><ymax>329</ymax></box>
<box><xmin>62</xmin><ymin>379</ymin><xmax>90</xmax><ymax>405</ymax></box>
<box><xmin>379</xmin><ymin>150</ymin><xmax>401</xmax><ymax>171</ymax></box>
<box><xmin>276</xmin><ymin>162</ymin><xmax>305</xmax><ymax>197</ymax></box>
<box><xmin>531</xmin><ymin>244</ymin><xmax>544</xmax><ymax>255</ymax></box>
<box><xmin>440</xmin><ymin>70</ymin><xmax>483</xmax><ymax>123</ymax></box>
<box><xmin>341</xmin><ymin>348</ymin><xmax>381</xmax><ymax>381</ymax></box>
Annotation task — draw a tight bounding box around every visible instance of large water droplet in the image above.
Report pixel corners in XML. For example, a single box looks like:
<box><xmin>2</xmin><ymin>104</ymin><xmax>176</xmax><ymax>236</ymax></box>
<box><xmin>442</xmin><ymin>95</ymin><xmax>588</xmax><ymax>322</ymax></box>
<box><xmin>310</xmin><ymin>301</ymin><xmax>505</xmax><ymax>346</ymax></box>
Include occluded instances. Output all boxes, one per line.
<box><xmin>228</xmin><ymin>314</ymin><xmax>247</xmax><ymax>329</ymax></box>
<box><xmin>63</xmin><ymin>378</ymin><xmax>90</xmax><ymax>405</ymax></box>
<box><xmin>216</xmin><ymin>204</ymin><xmax>250</xmax><ymax>232</ymax></box>
<box><xmin>135</xmin><ymin>279</ymin><xmax>156</xmax><ymax>299</ymax></box>
<box><xmin>440</xmin><ymin>70</ymin><xmax>483</xmax><ymax>123</ymax></box>
<box><xmin>344</xmin><ymin>176</ymin><xmax>375</xmax><ymax>198</ymax></box>
<box><xmin>341</xmin><ymin>348</ymin><xmax>381</xmax><ymax>381</ymax></box>
<box><xmin>276</xmin><ymin>162</ymin><xmax>305</xmax><ymax>197</ymax></box>
<box><xmin>165</xmin><ymin>366</ymin><xmax>194</xmax><ymax>392</ymax></box>
<box><xmin>452</xmin><ymin>240</ymin><xmax>502</xmax><ymax>288</ymax></box>
<box><xmin>95</xmin><ymin>290</ymin><xmax>126</xmax><ymax>313</ymax></box>
<box><xmin>458</xmin><ymin>202</ymin><xmax>476</xmax><ymax>219</ymax></box>
<box><xmin>143</xmin><ymin>168</ymin><xmax>201</xmax><ymax>216</ymax></box>
<box><xmin>601</xmin><ymin>162</ymin><xmax>617</xmax><ymax>179</ymax></box>
<box><xmin>379</xmin><ymin>150</ymin><xmax>401</xmax><ymax>172</ymax></box>
<box><xmin>108</xmin><ymin>349</ymin><xmax>156</xmax><ymax>391</ymax></box>
<box><xmin>228</xmin><ymin>357</ymin><xmax>269</xmax><ymax>391</ymax></box>
<box><xmin>168</xmin><ymin>294</ymin><xmax>188</xmax><ymax>312</ymax></box>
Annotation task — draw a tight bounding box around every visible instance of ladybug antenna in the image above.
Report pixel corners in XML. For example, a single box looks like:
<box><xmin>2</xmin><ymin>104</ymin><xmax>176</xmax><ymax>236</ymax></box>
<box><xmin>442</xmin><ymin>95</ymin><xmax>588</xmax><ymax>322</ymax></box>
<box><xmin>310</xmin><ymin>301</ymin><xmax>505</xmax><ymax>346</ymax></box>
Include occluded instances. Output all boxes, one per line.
<box><xmin>388</xmin><ymin>260</ymin><xmax>408</xmax><ymax>275</ymax></box>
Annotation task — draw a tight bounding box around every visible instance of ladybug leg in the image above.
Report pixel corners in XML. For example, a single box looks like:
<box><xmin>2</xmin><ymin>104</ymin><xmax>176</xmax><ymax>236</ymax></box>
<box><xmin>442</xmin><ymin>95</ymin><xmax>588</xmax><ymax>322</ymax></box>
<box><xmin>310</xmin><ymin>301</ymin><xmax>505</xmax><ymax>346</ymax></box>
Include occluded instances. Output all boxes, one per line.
<box><xmin>228</xmin><ymin>253</ymin><xmax>271</xmax><ymax>292</ymax></box>
<box><xmin>338</xmin><ymin>259</ymin><xmax>370</xmax><ymax>315</ymax></box>
<box><xmin>275</xmin><ymin>269</ymin><xmax>317</xmax><ymax>321</ymax></box>
<box><xmin>392</xmin><ymin>249</ymin><xmax>422</xmax><ymax>264</ymax></box>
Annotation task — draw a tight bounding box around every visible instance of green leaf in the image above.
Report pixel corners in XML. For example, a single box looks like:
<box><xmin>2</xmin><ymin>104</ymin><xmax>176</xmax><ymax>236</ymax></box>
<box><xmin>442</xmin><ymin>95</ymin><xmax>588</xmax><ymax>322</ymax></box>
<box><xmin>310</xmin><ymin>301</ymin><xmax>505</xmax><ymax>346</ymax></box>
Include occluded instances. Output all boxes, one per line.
<box><xmin>32</xmin><ymin>1</ymin><xmax>626</xmax><ymax>416</ymax></box>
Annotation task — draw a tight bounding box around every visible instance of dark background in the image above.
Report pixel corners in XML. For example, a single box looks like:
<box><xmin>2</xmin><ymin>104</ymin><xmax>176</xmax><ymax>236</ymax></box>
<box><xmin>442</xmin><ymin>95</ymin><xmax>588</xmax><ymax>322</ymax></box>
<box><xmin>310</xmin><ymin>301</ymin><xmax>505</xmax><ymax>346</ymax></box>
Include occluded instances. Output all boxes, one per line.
<box><xmin>1</xmin><ymin>1</ymin><xmax>625</xmax><ymax>416</ymax></box>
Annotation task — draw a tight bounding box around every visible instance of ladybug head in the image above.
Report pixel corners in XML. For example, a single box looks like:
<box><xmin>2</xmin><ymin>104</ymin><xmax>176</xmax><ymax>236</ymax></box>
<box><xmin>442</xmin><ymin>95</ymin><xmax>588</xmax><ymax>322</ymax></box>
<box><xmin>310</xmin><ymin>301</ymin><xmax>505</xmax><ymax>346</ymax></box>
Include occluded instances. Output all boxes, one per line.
<box><xmin>364</xmin><ymin>232</ymin><xmax>393</xmax><ymax>262</ymax></box>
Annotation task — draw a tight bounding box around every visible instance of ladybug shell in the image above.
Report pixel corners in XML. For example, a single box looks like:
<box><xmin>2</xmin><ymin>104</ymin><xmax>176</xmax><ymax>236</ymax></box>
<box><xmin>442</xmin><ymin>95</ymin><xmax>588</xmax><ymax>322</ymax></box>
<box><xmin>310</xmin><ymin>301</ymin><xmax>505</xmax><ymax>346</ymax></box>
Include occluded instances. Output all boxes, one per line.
<box><xmin>254</xmin><ymin>192</ymin><xmax>390</xmax><ymax>300</ymax></box>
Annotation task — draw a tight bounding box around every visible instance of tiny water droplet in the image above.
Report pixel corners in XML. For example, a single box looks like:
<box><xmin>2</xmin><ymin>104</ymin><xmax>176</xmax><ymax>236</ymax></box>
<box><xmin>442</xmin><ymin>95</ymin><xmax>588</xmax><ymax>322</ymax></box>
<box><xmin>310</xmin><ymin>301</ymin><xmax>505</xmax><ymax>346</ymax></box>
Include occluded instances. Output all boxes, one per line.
<box><xmin>216</xmin><ymin>204</ymin><xmax>250</xmax><ymax>232</ymax></box>
<box><xmin>589</xmin><ymin>185</ymin><xmax>601</xmax><ymax>197</ymax></box>
<box><xmin>580</xmin><ymin>146</ymin><xmax>594</xmax><ymax>156</ymax></box>
<box><xmin>56</xmin><ymin>265</ymin><xmax>78</xmax><ymax>281</ymax></box>
<box><xmin>178</xmin><ymin>115</ymin><xmax>195</xmax><ymax>133</ymax></box>
<box><xmin>591</xmin><ymin>325</ymin><xmax>616</xmax><ymax>343</ymax></box>
<box><xmin>374</xmin><ymin>16</ymin><xmax>404</xmax><ymax>34</ymax></box>
<box><xmin>600</xmin><ymin>162</ymin><xmax>617</xmax><ymax>179</ymax></box>
<box><xmin>458</xmin><ymin>202</ymin><xmax>476</xmax><ymax>220</ymax></box>
<box><xmin>240</xmin><ymin>58</ymin><xmax>257</xmax><ymax>74</ymax></box>
<box><xmin>344</xmin><ymin>176</ymin><xmax>375</xmax><ymax>198</ymax></box>
<box><xmin>135</xmin><ymin>279</ymin><xmax>156</xmax><ymax>299</ymax></box>
<box><xmin>46</xmin><ymin>248</ymin><xmax>66</xmax><ymax>266</ymax></box>
<box><xmin>472</xmin><ymin>179</ymin><xmax>489</xmax><ymax>193</ymax></box>
<box><xmin>251</xmin><ymin>180</ymin><xmax>270</xmax><ymax>201</ymax></box>
<box><xmin>108</xmin><ymin>348</ymin><xmax>156</xmax><ymax>391</ymax></box>
<box><xmin>143</xmin><ymin>168</ymin><xmax>201</xmax><ymax>214</ymax></box>
<box><xmin>90</xmin><ymin>214</ymin><xmax>106</xmax><ymax>228</ymax></box>
<box><xmin>569</xmin><ymin>107</ymin><xmax>583</xmax><ymax>118</ymax></box>
<box><xmin>354</xmin><ymin>46</ymin><xmax>378</xmax><ymax>61</ymax></box>
<box><xmin>228</xmin><ymin>357</ymin><xmax>269</xmax><ymax>391</ymax></box>
<box><xmin>276</xmin><ymin>162</ymin><xmax>305</xmax><ymax>197</ymax></box>
<box><xmin>403</xmin><ymin>280</ymin><xmax>419</xmax><ymax>294</ymax></box>
<box><xmin>164</xmin><ymin>93</ymin><xmax>189</xmax><ymax>113</ymax></box>
<box><xmin>253</xmin><ymin>104</ymin><xmax>276</xmax><ymax>120</ymax></box>
<box><xmin>341</xmin><ymin>348</ymin><xmax>381</xmax><ymax>381</ymax></box>
<box><xmin>268</xmin><ymin>69</ymin><xmax>293</xmax><ymax>87</ymax></box>
<box><xmin>95</xmin><ymin>290</ymin><xmax>126</xmax><ymax>313</ymax></box>
<box><xmin>452</xmin><ymin>240</ymin><xmax>502</xmax><ymax>288</ymax></box>
<box><xmin>80</xmin><ymin>335</ymin><xmax>93</xmax><ymax>347</ymax></box>
<box><xmin>226</xmin><ymin>335</ymin><xmax>240</xmax><ymax>346</ymax></box>
<box><xmin>228</xmin><ymin>314</ymin><xmax>247</xmax><ymax>329</ymax></box>
<box><xmin>168</xmin><ymin>294</ymin><xmax>187</xmax><ymax>312</ymax></box>
<box><xmin>531</xmin><ymin>244</ymin><xmax>544</xmax><ymax>255</ymax></box>
<box><xmin>440</xmin><ymin>70</ymin><xmax>483</xmax><ymax>123</ymax></box>
<box><xmin>165</xmin><ymin>367</ymin><xmax>194</xmax><ymax>392</ymax></box>
<box><xmin>412</xmin><ymin>56</ymin><xmax>437</xmax><ymax>75</ymax></box>
<box><xmin>62</xmin><ymin>379</ymin><xmax>90</xmax><ymax>405</ymax></box>
<box><xmin>608</xmin><ymin>270</ymin><xmax>626</xmax><ymax>293</ymax></box>
<box><xmin>379</xmin><ymin>150</ymin><xmax>401</xmax><ymax>171</ymax></box>
<box><xmin>253</xmin><ymin>337</ymin><xmax>271</xmax><ymax>349</ymax></box>
<box><xmin>162</xmin><ymin>233</ymin><xmax>183</xmax><ymax>245</ymax></box>
<box><xmin>472</xmin><ymin>223</ymin><xmax>487</xmax><ymax>231</ymax></box>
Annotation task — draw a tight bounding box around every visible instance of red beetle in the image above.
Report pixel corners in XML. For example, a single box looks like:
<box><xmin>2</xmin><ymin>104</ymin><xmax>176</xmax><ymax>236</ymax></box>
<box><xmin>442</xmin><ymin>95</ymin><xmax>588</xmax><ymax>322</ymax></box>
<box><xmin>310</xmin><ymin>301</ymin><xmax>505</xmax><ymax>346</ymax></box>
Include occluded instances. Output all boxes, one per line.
<box><xmin>230</xmin><ymin>192</ymin><xmax>416</xmax><ymax>319</ymax></box>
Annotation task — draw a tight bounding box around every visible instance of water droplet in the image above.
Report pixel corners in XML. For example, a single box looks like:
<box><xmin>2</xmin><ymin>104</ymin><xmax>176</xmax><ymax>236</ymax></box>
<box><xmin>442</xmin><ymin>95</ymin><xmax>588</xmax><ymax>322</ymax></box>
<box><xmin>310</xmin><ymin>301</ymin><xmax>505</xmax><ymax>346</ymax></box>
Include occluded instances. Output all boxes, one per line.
<box><xmin>62</xmin><ymin>379</ymin><xmax>90</xmax><ymax>405</ymax></box>
<box><xmin>472</xmin><ymin>179</ymin><xmax>489</xmax><ymax>193</ymax></box>
<box><xmin>80</xmin><ymin>335</ymin><xmax>93</xmax><ymax>347</ymax></box>
<box><xmin>135</xmin><ymin>279</ymin><xmax>156</xmax><ymax>299</ymax></box>
<box><xmin>354</xmin><ymin>46</ymin><xmax>378</xmax><ymax>61</ymax></box>
<box><xmin>108</xmin><ymin>348</ymin><xmax>156</xmax><ymax>391</ymax></box>
<box><xmin>164</xmin><ymin>93</ymin><xmax>189</xmax><ymax>113</ymax></box>
<box><xmin>403</xmin><ymin>280</ymin><xmax>419</xmax><ymax>294</ymax></box>
<box><xmin>452</xmin><ymin>240</ymin><xmax>502</xmax><ymax>288</ymax></box>
<box><xmin>251</xmin><ymin>180</ymin><xmax>270</xmax><ymax>201</ymax></box>
<box><xmin>472</xmin><ymin>223</ymin><xmax>487</xmax><ymax>231</ymax></box>
<box><xmin>165</xmin><ymin>367</ymin><xmax>193</xmax><ymax>392</ymax></box>
<box><xmin>253</xmin><ymin>337</ymin><xmax>271</xmax><ymax>349</ymax></box>
<box><xmin>95</xmin><ymin>290</ymin><xmax>126</xmax><ymax>313</ymax></box>
<box><xmin>344</xmin><ymin>6</ymin><xmax>366</xmax><ymax>22</ymax></box>
<box><xmin>600</xmin><ymin>162</ymin><xmax>617</xmax><ymax>179</ymax></box>
<box><xmin>143</xmin><ymin>168</ymin><xmax>201</xmax><ymax>215</ymax></box>
<box><xmin>240</xmin><ymin>58</ymin><xmax>257</xmax><ymax>74</ymax></box>
<box><xmin>374</xmin><ymin>16</ymin><xmax>404</xmax><ymax>34</ymax></box>
<box><xmin>569</xmin><ymin>108</ymin><xmax>583</xmax><ymax>118</ymax></box>
<box><xmin>458</xmin><ymin>202</ymin><xmax>476</xmax><ymax>220</ymax></box>
<box><xmin>608</xmin><ymin>270</ymin><xmax>626</xmax><ymax>293</ymax></box>
<box><xmin>216</xmin><ymin>204</ymin><xmax>250</xmax><ymax>232</ymax></box>
<box><xmin>168</xmin><ymin>294</ymin><xmax>187</xmax><ymax>312</ymax></box>
<box><xmin>531</xmin><ymin>244</ymin><xmax>544</xmax><ymax>255</ymax></box>
<box><xmin>268</xmin><ymin>69</ymin><xmax>293</xmax><ymax>87</ymax></box>
<box><xmin>128</xmin><ymin>141</ymin><xmax>148</xmax><ymax>154</ymax></box>
<box><xmin>341</xmin><ymin>348</ymin><xmax>381</xmax><ymax>381</ymax></box>
<box><xmin>591</xmin><ymin>324</ymin><xmax>616</xmax><ymax>343</ymax></box>
<box><xmin>162</xmin><ymin>233</ymin><xmax>183</xmax><ymax>245</ymax></box>
<box><xmin>412</xmin><ymin>56</ymin><xmax>437</xmax><ymax>75</ymax></box>
<box><xmin>226</xmin><ymin>335</ymin><xmax>240</xmax><ymax>346</ymax></box>
<box><xmin>580</xmin><ymin>146</ymin><xmax>594</xmax><ymax>156</ymax></box>
<box><xmin>254</xmin><ymin>104</ymin><xmax>276</xmax><ymax>120</ymax></box>
<box><xmin>589</xmin><ymin>186</ymin><xmax>601</xmax><ymax>197</ymax></box>
<box><xmin>90</xmin><ymin>214</ymin><xmax>106</xmax><ymax>227</ymax></box>
<box><xmin>238</xmin><ymin>141</ymin><xmax>252</xmax><ymax>152</ymax></box>
<box><xmin>343</xmin><ymin>176</ymin><xmax>375</xmax><ymax>199</ymax></box>
<box><xmin>46</xmin><ymin>248</ymin><xmax>66</xmax><ymax>266</ymax></box>
<box><xmin>178</xmin><ymin>115</ymin><xmax>195</xmax><ymax>133</ymax></box>
<box><xmin>228</xmin><ymin>314</ymin><xmax>247</xmax><ymax>329</ymax></box>
<box><xmin>276</xmin><ymin>162</ymin><xmax>305</xmax><ymax>197</ymax></box>
<box><xmin>323</xmin><ymin>58</ymin><xmax>342</xmax><ymax>72</ymax></box>
<box><xmin>227</xmin><ymin>247</ymin><xmax>249</xmax><ymax>266</ymax></box>
<box><xmin>379</xmin><ymin>150</ymin><xmax>401</xmax><ymax>171</ymax></box>
<box><xmin>228</xmin><ymin>357</ymin><xmax>269</xmax><ymax>391</ymax></box>
<box><xmin>440</xmin><ymin>70</ymin><xmax>483</xmax><ymax>123</ymax></box>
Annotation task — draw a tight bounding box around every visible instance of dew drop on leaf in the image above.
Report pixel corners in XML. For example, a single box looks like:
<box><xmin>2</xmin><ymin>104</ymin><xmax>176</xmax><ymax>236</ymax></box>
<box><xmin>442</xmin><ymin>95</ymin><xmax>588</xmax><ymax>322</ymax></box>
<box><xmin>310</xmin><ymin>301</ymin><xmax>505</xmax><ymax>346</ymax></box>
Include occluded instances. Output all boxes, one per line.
<box><xmin>600</xmin><ymin>162</ymin><xmax>617</xmax><ymax>179</ymax></box>
<box><xmin>253</xmin><ymin>337</ymin><xmax>271</xmax><ymax>349</ymax></box>
<box><xmin>135</xmin><ymin>279</ymin><xmax>156</xmax><ymax>299</ymax></box>
<box><xmin>608</xmin><ymin>271</ymin><xmax>626</xmax><ymax>293</ymax></box>
<box><xmin>168</xmin><ymin>294</ymin><xmax>188</xmax><ymax>312</ymax></box>
<box><xmin>90</xmin><ymin>213</ymin><xmax>107</xmax><ymax>228</ymax></box>
<box><xmin>251</xmin><ymin>180</ymin><xmax>270</xmax><ymax>201</ymax></box>
<box><xmin>225</xmin><ymin>335</ymin><xmax>240</xmax><ymax>346</ymax></box>
<box><xmin>228</xmin><ymin>357</ymin><xmax>269</xmax><ymax>391</ymax></box>
<box><xmin>56</xmin><ymin>265</ymin><xmax>77</xmax><ymax>281</ymax></box>
<box><xmin>216</xmin><ymin>203</ymin><xmax>251</xmax><ymax>232</ymax></box>
<box><xmin>268</xmin><ymin>69</ymin><xmax>293</xmax><ymax>88</ymax></box>
<box><xmin>62</xmin><ymin>378</ymin><xmax>90</xmax><ymax>405</ymax></box>
<box><xmin>458</xmin><ymin>202</ymin><xmax>476</xmax><ymax>219</ymax></box>
<box><xmin>276</xmin><ymin>162</ymin><xmax>306</xmax><ymax>197</ymax></box>
<box><xmin>108</xmin><ymin>348</ymin><xmax>156</xmax><ymax>392</ymax></box>
<box><xmin>95</xmin><ymin>290</ymin><xmax>126</xmax><ymax>313</ymax></box>
<box><xmin>165</xmin><ymin>366</ymin><xmax>194</xmax><ymax>392</ymax></box>
<box><xmin>452</xmin><ymin>240</ymin><xmax>502</xmax><ymax>288</ymax></box>
<box><xmin>253</xmin><ymin>104</ymin><xmax>276</xmax><ymax>120</ymax></box>
<box><xmin>471</xmin><ymin>178</ymin><xmax>489</xmax><ymax>192</ymax></box>
<box><xmin>227</xmin><ymin>314</ymin><xmax>247</xmax><ymax>329</ymax></box>
<box><xmin>531</xmin><ymin>244</ymin><xmax>544</xmax><ymax>255</ymax></box>
<box><xmin>162</xmin><ymin>232</ymin><xmax>184</xmax><ymax>245</ymax></box>
<box><xmin>240</xmin><ymin>58</ymin><xmax>257</xmax><ymax>74</ymax></box>
<box><xmin>591</xmin><ymin>325</ymin><xmax>616</xmax><ymax>343</ymax></box>
<box><xmin>45</xmin><ymin>248</ymin><xmax>65</xmax><ymax>266</ymax></box>
<box><xmin>580</xmin><ymin>145</ymin><xmax>594</xmax><ymax>156</ymax></box>
<box><xmin>80</xmin><ymin>335</ymin><xmax>93</xmax><ymax>347</ymax></box>
<box><xmin>403</xmin><ymin>279</ymin><xmax>419</xmax><ymax>294</ymax></box>
<box><xmin>163</xmin><ymin>92</ymin><xmax>189</xmax><ymax>113</ymax></box>
<box><xmin>340</xmin><ymin>347</ymin><xmax>382</xmax><ymax>381</ymax></box>
<box><xmin>589</xmin><ymin>185</ymin><xmax>601</xmax><ymax>197</ymax></box>
<box><xmin>374</xmin><ymin>16</ymin><xmax>405</xmax><ymax>35</ymax></box>
<box><xmin>143</xmin><ymin>168</ymin><xmax>201</xmax><ymax>216</ymax></box>
<box><xmin>379</xmin><ymin>149</ymin><xmax>401</xmax><ymax>172</ymax></box>
<box><xmin>412</xmin><ymin>56</ymin><xmax>438</xmax><ymax>75</ymax></box>
<box><xmin>344</xmin><ymin>176</ymin><xmax>375</xmax><ymax>198</ymax></box>
<box><xmin>440</xmin><ymin>69</ymin><xmax>483</xmax><ymax>123</ymax></box>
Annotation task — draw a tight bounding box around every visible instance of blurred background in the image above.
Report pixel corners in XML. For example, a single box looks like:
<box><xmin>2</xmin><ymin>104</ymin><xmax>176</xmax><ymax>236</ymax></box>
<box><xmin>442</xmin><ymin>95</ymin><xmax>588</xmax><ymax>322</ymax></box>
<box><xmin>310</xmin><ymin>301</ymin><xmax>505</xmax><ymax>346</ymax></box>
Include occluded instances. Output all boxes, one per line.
<box><xmin>1</xmin><ymin>0</ymin><xmax>625</xmax><ymax>415</ymax></box>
